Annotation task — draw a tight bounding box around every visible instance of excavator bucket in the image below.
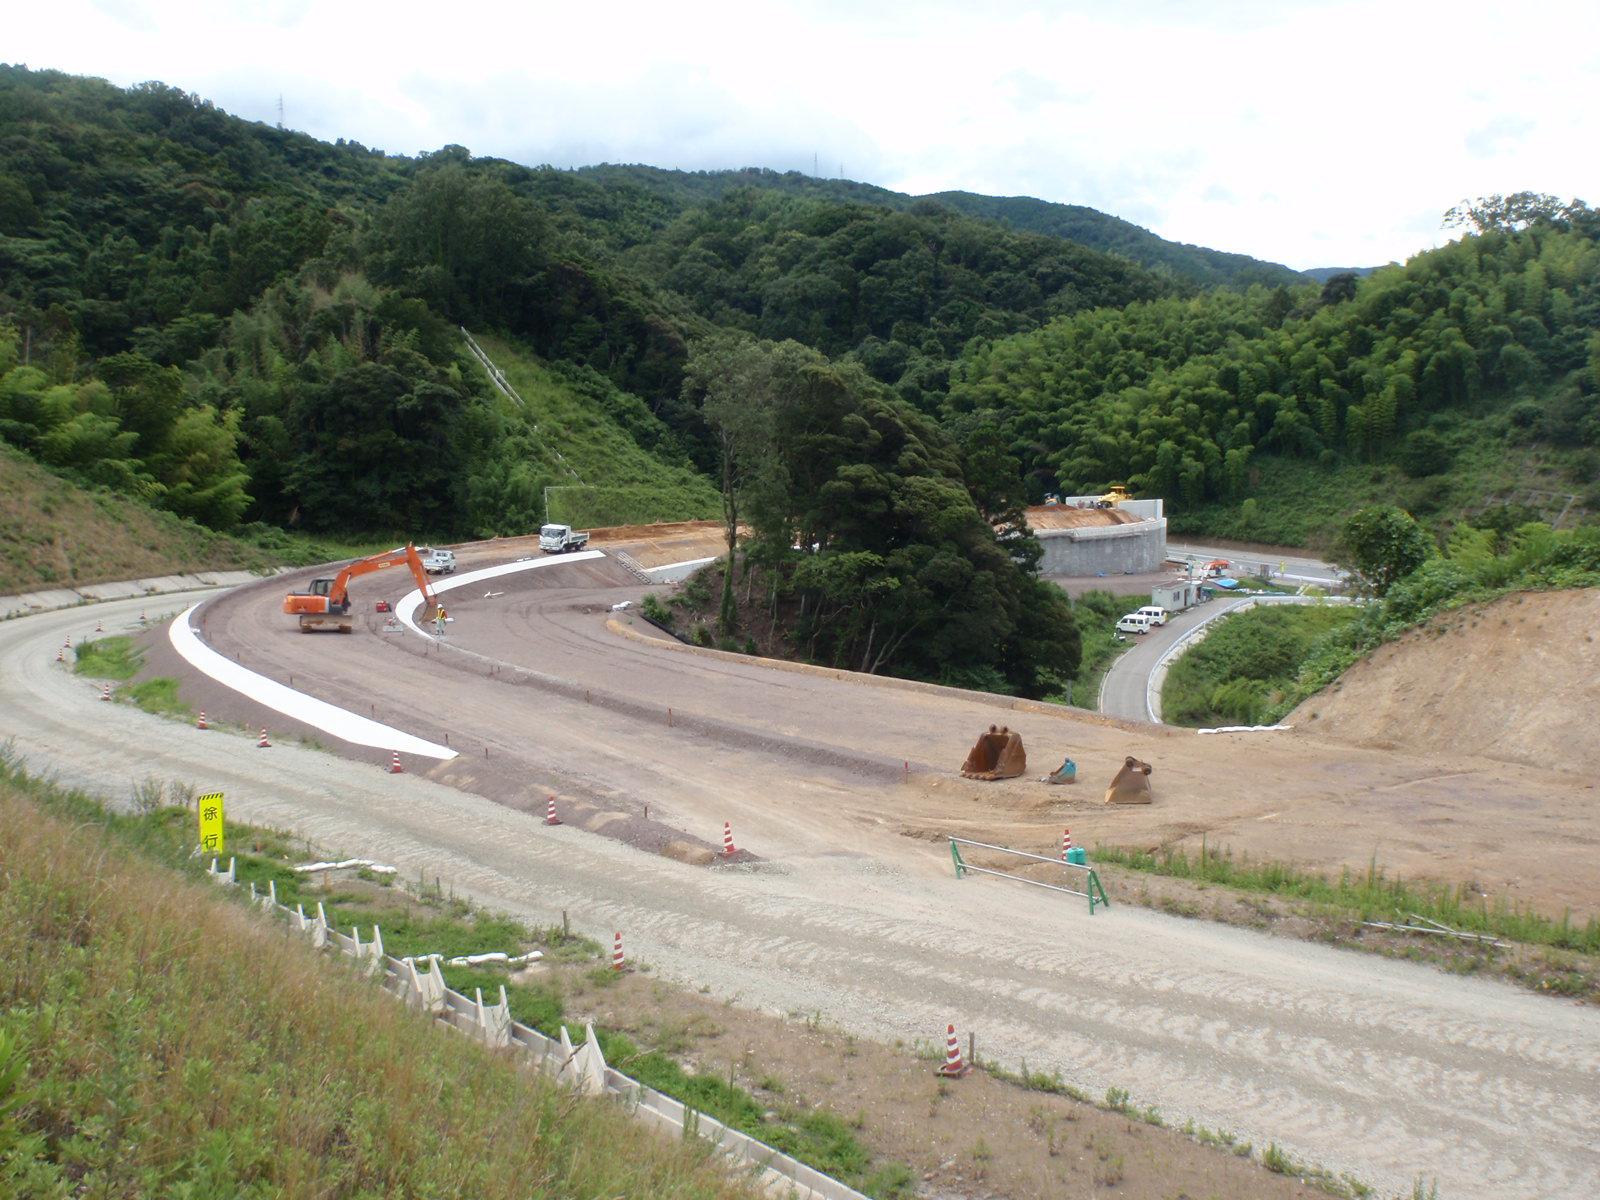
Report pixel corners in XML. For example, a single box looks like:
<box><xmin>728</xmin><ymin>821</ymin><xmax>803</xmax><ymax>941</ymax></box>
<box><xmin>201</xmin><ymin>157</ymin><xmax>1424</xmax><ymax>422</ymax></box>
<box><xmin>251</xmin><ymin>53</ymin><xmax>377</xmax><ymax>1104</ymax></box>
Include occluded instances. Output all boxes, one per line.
<box><xmin>1042</xmin><ymin>757</ymin><xmax>1077</xmax><ymax>785</ymax></box>
<box><xmin>960</xmin><ymin>725</ymin><xmax>1026</xmax><ymax>781</ymax></box>
<box><xmin>1104</xmin><ymin>756</ymin><xmax>1154</xmax><ymax>804</ymax></box>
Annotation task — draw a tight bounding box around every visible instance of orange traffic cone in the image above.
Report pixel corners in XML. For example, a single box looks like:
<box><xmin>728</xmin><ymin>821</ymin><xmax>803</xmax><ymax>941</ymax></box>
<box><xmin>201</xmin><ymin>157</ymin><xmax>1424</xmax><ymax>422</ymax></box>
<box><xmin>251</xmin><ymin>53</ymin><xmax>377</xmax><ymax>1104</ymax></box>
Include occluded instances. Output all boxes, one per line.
<box><xmin>545</xmin><ymin>797</ymin><xmax>561</xmax><ymax>825</ymax></box>
<box><xmin>612</xmin><ymin>932</ymin><xmax>625</xmax><ymax>972</ymax></box>
<box><xmin>257</xmin><ymin>727</ymin><xmax>271</xmax><ymax>748</ymax></box>
<box><xmin>936</xmin><ymin>1023</ymin><xmax>970</xmax><ymax>1078</ymax></box>
<box><xmin>390</xmin><ymin>751</ymin><xmax>403</xmax><ymax>774</ymax></box>
<box><xmin>196</xmin><ymin>711</ymin><xmax>207</xmax><ymax>730</ymax></box>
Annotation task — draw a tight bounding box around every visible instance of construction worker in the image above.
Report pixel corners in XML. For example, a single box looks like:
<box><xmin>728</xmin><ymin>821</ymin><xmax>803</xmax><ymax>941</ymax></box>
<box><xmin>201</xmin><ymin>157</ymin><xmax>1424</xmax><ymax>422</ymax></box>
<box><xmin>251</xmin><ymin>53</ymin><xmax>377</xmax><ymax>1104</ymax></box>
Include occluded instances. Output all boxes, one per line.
<box><xmin>434</xmin><ymin>604</ymin><xmax>447</xmax><ymax>636</ymax></box>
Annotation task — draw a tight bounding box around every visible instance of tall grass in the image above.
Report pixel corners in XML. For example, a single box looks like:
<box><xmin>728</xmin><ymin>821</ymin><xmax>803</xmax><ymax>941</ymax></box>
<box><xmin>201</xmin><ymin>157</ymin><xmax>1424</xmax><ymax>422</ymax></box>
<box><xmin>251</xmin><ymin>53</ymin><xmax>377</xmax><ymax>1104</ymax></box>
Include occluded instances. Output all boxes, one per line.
<box><xmin>473</xmin><ymin>335</ymin><xmax>720</xmax><ymax>526</ymax></box>
<box><xmin>0</xmin><ymin>752</ymin><xmax>905</xmax><ymax>1197</ymax></box>
<box><xmin>0</xmin><ymin>779</ymin><xmax>763</xmax><ymax>1200</ymax></box>
<box><xmin>1161</xmin><ymin>604</ymin><xmax>1362</xmax><ymax>728</ymax></box>
<box><xmin>1095</xmin><ymin>840</ymin><xmax>1600</xmax><ymax>954</ymax></box>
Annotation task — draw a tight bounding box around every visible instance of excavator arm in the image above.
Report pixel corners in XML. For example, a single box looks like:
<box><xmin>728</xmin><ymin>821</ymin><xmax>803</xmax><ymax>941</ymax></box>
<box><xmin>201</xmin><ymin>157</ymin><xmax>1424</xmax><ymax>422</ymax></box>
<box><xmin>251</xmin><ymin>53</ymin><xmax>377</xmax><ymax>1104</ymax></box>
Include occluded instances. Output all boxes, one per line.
<box><xmin>284</xmin><ymin>543</ymin><xmax>441</xmax><ymax>633</ymax></box>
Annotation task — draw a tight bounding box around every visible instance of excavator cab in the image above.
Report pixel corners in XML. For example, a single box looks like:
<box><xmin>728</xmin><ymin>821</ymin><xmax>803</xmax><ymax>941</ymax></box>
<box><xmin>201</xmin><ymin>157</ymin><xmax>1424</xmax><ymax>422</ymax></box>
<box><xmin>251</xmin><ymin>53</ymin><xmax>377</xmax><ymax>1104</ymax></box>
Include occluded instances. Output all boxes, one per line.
<box><xmin>960</xmin><ymin>725</ymin><xmax>1027</xmax><ymax>780</ymax></box>
<box><xmin>283</xmin><ymin>544</ymin><xmax>437</xmax><ymax>632</ymax></box>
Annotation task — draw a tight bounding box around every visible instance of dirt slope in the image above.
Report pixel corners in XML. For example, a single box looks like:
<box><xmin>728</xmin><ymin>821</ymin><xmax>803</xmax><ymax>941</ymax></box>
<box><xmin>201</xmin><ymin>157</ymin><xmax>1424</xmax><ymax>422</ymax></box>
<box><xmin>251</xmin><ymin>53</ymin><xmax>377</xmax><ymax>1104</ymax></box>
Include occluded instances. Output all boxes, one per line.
<box><xmin>1292</xmin><ymin>588</ymin><xmax>1600</xmax><ymax>776</ymax></box>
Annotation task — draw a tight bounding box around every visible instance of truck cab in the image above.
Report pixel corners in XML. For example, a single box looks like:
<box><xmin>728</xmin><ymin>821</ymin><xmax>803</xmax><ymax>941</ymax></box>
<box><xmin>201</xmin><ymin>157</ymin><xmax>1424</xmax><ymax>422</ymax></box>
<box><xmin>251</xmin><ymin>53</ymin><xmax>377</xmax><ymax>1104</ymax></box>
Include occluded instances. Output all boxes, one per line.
<box><xmin>539</xmin><ymin>524</ymin><xmax>591</xmax><ymax>554</ymax></box>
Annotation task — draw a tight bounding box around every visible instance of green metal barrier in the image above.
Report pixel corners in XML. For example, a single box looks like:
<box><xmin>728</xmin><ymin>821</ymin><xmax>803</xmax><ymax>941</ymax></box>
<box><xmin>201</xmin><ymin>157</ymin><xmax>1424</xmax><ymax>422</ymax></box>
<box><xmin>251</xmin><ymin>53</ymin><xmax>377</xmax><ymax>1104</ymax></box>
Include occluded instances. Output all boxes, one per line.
<box><xmin>949</xmin><ymin>837</ymin><xmax>1109</xmax><ymax>915</ymax></box>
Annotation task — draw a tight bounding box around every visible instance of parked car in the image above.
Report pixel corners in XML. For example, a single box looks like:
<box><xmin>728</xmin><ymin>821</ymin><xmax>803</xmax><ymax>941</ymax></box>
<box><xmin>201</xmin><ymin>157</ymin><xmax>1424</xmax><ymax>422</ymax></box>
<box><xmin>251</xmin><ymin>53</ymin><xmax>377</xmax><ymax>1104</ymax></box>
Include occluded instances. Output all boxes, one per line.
<box><xmin>1116</xmin><ymin>613</ymin><xmax>1152</xmax><ymax>634</ymax></box>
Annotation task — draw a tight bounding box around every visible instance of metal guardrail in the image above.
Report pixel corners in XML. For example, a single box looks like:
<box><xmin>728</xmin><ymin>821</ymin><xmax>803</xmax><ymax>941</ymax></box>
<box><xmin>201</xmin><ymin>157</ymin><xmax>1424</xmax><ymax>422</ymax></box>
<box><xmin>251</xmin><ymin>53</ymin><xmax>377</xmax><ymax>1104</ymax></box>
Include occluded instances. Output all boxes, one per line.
<box><xmin>948</xmin><ymin>837</ymin><xmax>1110</xmax><ymax>914</ymax></box>
<box><xmin>225</xmin><ymin>866</ymin><xmax>870</xmax><ymax>1200</ymax></box>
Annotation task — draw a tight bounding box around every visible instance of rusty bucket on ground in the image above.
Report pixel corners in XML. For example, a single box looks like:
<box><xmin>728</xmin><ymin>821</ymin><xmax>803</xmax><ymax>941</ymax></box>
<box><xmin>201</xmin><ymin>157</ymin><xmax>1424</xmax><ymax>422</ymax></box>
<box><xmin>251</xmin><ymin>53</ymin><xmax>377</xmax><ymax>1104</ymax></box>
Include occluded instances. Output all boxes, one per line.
<box><xmin>960</xmin><ymin>725</ymin><xmax>1026</xmax><ymax>781</ymax></box>
<box><xmin>1104</xmin><ymin>756</ymin><xmax>1153</xmax><ymax>804</ymax></box>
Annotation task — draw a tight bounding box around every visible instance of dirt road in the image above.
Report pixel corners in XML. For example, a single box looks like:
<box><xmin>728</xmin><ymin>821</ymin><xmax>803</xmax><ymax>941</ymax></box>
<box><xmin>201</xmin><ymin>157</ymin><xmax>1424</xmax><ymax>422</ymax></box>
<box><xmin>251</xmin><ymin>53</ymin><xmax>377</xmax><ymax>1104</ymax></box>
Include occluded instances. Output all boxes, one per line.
<box><xmin>5</xmin><ymin>568</ymin><xmax>1600</xmax><ymax>1200</ymax></box>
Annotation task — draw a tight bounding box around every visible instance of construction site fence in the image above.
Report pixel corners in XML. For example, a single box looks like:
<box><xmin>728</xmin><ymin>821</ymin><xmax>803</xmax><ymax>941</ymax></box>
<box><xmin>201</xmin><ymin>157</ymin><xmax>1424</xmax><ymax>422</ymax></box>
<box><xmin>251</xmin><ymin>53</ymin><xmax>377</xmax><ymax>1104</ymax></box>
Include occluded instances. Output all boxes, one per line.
<box><xmin>948</xmin><ymin>837</ymin><xmax>1110</xmax><ymax>914</ymax></box>
<box><xmin>207</xmin><ymin>860</ymin><xmax>870</xmax><ymax>1200</ymax></box>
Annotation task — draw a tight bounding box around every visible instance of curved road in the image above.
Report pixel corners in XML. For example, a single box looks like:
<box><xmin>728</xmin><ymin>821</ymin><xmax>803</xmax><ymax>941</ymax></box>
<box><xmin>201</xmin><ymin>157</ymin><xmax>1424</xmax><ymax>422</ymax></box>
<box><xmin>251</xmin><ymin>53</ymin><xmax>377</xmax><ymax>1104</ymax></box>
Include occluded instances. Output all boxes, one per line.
<box><xmin>3</xmin><ymin>572</ymin><xmax>1599</xmax><ymax>1200</ymax></box>
<box><xmin>1098</xmin><ymin>542</ymin><xmax>1348</xmax><ymax>722</ymax></box>
<box><xmin>1100</xmin><ymin>593</ymin><xmax>1351</xmax><ymax>723</ymax></box>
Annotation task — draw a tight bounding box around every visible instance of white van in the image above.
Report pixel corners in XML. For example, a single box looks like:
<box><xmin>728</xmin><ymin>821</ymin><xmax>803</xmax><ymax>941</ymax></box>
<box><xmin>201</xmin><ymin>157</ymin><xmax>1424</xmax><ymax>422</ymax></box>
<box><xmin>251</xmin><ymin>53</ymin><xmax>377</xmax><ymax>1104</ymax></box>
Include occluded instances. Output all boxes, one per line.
<box><xmin>1136</xmin><ymin>605</ymin><xmax>1169</xmax><ymax>626</ymax></box>
<box><xmin>1115</xmin><ymin>613</ymin><xmax>1151</xmax><ymax>634</ymax></box>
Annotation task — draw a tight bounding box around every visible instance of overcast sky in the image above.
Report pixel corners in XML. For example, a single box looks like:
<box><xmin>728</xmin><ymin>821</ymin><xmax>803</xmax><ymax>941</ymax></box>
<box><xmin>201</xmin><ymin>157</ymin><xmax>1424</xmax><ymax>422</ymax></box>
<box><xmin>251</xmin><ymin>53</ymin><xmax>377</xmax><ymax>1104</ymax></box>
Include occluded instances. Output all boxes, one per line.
<box><xmin>11</xmin><ymin>0</ymin><xmax>1599</xmax><ymax>271</ymax></box>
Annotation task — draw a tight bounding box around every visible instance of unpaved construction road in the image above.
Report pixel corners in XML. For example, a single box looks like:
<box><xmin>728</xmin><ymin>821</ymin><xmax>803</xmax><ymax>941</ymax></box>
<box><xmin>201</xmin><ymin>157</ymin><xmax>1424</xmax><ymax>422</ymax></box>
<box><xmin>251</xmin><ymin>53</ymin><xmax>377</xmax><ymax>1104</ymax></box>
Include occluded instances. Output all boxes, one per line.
<box><xmin>5</xmin><ymin>553</ymin><xmax>1600</xmax><ymax>1200</ymax></box>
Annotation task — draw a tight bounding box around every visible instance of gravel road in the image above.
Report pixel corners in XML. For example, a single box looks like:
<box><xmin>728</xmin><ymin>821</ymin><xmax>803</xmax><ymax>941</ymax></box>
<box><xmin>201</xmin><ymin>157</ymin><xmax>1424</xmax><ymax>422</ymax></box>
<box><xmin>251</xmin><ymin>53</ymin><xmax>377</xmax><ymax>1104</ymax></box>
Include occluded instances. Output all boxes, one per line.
<box><xmin>7</xmin><ymin>580</ymin><xmax>1600</xmax><ymax>1200</ymax></box>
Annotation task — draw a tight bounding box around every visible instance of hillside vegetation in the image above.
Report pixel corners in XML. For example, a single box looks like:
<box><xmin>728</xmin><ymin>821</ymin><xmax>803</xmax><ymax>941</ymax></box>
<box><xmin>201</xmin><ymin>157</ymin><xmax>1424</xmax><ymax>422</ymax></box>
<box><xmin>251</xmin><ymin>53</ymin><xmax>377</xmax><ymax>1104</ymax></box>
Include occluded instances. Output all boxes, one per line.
<box><xmin>3</xmin><ymin>65</ymin><xmax>1600</xmax><ymax>690</ymax></box>
<box><xmin>0</xmin><ymin>444</ymin><xmax>275</xmax><ymax>595</ymax></box>
<box><xmin>946</xmin><ymin>203</ymin><xmax>1600</xmax><ymax>545</ymax></box>
<box><xmin>0</xmin><ymin>773</ymin><xmax>764</xmax><ymax>1200</ymax></box>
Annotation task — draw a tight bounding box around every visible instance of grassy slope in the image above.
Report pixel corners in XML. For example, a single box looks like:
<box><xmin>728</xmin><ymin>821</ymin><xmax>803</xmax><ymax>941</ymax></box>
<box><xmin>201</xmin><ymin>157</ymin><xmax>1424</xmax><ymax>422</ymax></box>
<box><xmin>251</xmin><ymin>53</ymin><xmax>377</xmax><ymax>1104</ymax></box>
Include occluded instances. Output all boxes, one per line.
<box><xmin>469</xmin><ymin>335</ymin><xmax>721</xmax><ymax>526</ymax></box>
<box><xmin>0</xmin><ymin>446</ymin><xmax>278</xmax><ymax>596</ymax></box>
<box><xmin>1174</xmin><ymin>435</ymin><xmax>1586</xmax><ymax>550</ymax></box>
<box><xmin>0</xmin><ymin>779</ymin><xmax>763</xmax><ymax>1200</ymax></box>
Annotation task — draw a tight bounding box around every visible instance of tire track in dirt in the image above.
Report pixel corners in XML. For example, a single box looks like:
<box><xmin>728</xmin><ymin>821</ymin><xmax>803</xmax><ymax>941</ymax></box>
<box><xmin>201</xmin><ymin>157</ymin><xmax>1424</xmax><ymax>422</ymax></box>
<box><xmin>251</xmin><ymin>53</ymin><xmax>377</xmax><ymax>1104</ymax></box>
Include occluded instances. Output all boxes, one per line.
<box><xmin>5</xmin><ymin>589</ymin><xmax>1600</xmax><ymax>1199</ymax></box>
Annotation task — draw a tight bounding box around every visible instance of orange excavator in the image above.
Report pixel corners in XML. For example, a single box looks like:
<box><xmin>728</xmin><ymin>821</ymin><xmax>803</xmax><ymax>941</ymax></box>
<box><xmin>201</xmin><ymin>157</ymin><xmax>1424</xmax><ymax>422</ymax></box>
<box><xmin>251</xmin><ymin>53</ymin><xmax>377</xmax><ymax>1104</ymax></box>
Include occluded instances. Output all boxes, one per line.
<box><xmin>283</xmin><ymin>544</ymin><xmax>441</xmax><ymax>634</ymax></box>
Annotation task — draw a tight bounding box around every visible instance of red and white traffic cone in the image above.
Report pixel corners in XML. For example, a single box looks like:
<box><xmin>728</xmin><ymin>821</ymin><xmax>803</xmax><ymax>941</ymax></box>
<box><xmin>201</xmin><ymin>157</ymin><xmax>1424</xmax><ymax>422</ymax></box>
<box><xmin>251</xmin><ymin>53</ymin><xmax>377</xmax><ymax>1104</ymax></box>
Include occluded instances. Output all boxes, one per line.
<box><xmin>56</xmin><ymin>644</ymin><xmax>65</xmax><ymax>663</ymax></box>
<box><xmin>100</xmin><ymin>682</ymin><xmax>111</xmax><ymax>701</ymax></box>
<box><xmin>545</xmin><ymin>797</ymin><xmax>560</xmax><ymax>825</ymax></box>
<box><xmin>257</xmin><ymin>727</ymin><xmax>271</xmax><ymax>748</ymax></box>
<box><xmin>196</xmin><ymin>711</ymin><xmax>207</xmax><ymax>730</ymax></box>
<box><xmin>1062</xmin><ymin>828</ymin><xmax>1072</xmax><ymax>862</ymax></box>
<box><xmin>390</xmin><ymin>750</ymin><xmax>403</xmax><ymax>774</ymax></box>
<box><xmin>936</xmin><ymin>1023</ymin><xmax>969</xmax><ymax>1078</ymax></box>
<box><xmin>722</xmin><ymin>822</ymin><xmax>737</xmax><ymax>855</ymax></box>
<box><xmin>612</xmin><ymin>932</ymin><xmax>625</xmax><ymax>972</ymax></box>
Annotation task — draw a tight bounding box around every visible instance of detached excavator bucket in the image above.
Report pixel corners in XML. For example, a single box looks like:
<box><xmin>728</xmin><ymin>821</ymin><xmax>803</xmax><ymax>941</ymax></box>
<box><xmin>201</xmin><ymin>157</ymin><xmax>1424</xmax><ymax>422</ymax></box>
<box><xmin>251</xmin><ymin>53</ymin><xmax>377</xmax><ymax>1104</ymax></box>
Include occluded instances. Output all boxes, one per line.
<box><xmin>1043</xmin><ymin>757</ymin><xmax>1077</xmax><ymax>785</ymax></box>
<box><xmin>960</xmin><ymin>725</ymin><xmax>1026</xmax><ymax>781</ymax></box>
<box><xmin>1104</xmin><ymin>756</ymin><xmax>1154</xmax><ymax>804</ymax></box>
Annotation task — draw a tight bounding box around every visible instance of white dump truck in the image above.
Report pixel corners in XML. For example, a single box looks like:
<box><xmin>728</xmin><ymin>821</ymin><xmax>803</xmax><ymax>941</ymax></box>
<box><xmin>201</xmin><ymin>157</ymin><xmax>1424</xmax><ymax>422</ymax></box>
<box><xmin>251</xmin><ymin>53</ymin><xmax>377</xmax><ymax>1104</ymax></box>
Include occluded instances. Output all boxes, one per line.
<box><xmin>539</xmin><ymin>523</ymin><xmax>591</xmax><ymax>554</ymax></box>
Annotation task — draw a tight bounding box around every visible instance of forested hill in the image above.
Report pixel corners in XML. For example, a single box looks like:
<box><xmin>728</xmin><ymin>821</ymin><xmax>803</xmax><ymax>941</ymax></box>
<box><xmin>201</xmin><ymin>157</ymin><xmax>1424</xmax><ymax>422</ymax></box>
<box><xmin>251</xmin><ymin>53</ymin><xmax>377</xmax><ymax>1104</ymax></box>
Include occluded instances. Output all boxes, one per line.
<box><xmin>575</xmin><ymin>164</ymin><xmax>1308</xmax><ymax>289</ymax></box>
<box><xmin>946</xmin><ymin>201</ymin><xmax>1600</xmax><ymax>546</ymax></box>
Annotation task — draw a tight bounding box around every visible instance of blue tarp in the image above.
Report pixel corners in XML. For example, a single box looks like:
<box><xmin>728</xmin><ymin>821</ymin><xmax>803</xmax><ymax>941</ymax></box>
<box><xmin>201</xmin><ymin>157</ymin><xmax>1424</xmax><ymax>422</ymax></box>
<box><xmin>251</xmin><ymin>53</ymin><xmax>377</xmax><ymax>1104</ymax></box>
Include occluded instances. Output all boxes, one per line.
<box><xmin>1211</xmin><ymin>577</ymin><xmax>1241</xmax><ymax>589</ymax></box>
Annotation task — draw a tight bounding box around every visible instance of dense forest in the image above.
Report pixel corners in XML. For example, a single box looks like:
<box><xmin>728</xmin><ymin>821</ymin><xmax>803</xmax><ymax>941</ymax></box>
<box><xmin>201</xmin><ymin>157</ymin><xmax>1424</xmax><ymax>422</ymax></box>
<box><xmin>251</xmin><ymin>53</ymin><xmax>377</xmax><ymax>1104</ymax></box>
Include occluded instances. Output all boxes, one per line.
<box><xmin>2</xmin><ymin>64</ymin><xmax>1598</xmax><ymax>695</ymax></box>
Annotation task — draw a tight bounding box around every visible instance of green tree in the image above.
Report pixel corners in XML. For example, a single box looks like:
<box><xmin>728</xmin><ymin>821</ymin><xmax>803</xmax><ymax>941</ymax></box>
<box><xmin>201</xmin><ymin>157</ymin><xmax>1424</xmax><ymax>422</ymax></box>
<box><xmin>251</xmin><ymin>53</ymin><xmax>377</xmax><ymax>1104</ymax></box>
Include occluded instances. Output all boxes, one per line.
<box><xmin>370</xmin><ymin>164</ymin><xmax>548</xmax><ymax>324</ymax></box>
<box><xmin>1335</xmin><ymin>504</ymin><xmax>1433</xmax><ymax>596</ymax></box>
<box><xmin>1443</xmin><ymin>192</ymin><xmax>1591</xmax><ymax>235</ymax></box>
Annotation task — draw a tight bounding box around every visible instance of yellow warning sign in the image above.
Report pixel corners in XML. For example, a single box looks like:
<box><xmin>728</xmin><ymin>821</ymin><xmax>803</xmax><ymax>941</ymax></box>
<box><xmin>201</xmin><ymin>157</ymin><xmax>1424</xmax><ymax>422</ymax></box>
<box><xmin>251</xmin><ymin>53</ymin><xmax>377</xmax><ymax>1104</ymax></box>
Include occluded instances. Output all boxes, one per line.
<box><xmin>198</xmin><ymin>791</ymin><xmax>225</xmax><ymax>855</ymax></box>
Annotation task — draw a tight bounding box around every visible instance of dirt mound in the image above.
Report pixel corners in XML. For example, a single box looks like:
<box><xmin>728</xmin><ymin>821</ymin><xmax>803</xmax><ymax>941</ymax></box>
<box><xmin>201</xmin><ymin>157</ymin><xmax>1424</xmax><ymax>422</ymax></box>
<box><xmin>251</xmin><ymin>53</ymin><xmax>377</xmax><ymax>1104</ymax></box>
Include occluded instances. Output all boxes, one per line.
<box><xmin>1026</xmin><ymin>504</ymin><xmax>1144</xmax><ymax>529</ymax></box>
<box><xmin>1292</xmin><ymin>588</ymin><xmax>1600</xmax><ymax>775</ymax></box>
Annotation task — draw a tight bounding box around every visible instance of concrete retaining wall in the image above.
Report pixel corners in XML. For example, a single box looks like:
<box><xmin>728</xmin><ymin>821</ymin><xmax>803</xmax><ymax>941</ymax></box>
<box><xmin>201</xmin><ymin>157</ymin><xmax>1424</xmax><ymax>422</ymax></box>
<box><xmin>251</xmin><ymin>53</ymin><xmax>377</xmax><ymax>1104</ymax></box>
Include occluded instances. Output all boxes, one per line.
<box><xmin>1037</xmin><ymin>517</ymin><xmax>1167</xmax><ymax>576</ymax></box>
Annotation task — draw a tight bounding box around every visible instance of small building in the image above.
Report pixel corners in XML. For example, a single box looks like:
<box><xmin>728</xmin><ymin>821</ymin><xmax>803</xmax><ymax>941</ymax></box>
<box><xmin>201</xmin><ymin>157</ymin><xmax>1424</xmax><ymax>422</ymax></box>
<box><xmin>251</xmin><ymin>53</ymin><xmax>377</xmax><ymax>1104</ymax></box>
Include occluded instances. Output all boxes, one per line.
<box><xmin>1151</xmin><ymin>579</ymin><xmax>1202</xmax><ymax>611</ymax></box>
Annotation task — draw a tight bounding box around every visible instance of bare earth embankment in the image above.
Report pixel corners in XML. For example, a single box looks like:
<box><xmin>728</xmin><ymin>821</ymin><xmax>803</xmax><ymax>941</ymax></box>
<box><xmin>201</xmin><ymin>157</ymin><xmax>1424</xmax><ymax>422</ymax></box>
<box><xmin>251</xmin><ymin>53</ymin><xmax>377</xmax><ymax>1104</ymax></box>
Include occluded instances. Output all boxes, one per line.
<box><xmin>7</xmin><ymin>541</ymin><xmax>1600</xmax><ymax>1200</ymax></box>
